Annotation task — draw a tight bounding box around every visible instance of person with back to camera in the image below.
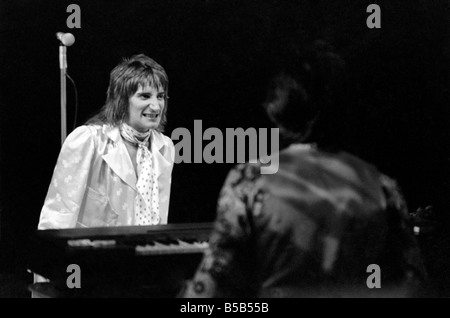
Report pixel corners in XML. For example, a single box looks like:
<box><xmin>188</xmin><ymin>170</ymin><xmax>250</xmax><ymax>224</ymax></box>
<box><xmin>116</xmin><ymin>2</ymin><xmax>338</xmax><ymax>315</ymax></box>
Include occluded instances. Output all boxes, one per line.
<box><xmin>180</xmin><ymin>40</ymin><xmax>427</xmax><ymax>298</ymax></box>
<box><xmin>38</xmin><ymin>53</ymin><xmax>175</xmax><ymax>229</ymax></box>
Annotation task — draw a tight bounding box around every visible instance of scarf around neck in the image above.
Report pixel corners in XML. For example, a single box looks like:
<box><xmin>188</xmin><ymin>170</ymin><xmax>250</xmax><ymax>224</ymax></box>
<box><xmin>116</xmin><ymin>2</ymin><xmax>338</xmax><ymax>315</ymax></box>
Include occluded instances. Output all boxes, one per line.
<box><xmin>120</xmin><ymin>123</ymin><xmax>160</xmax><ymax>225</ymax></box>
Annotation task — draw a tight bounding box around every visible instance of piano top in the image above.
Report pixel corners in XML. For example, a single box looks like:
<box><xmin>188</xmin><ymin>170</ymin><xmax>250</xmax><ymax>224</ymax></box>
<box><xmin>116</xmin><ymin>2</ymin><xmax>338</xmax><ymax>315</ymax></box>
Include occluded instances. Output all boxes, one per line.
<box><xmin>36</xmin><ymin>222</ymin><xmax>214</xmax><ymax>243</ymax></box>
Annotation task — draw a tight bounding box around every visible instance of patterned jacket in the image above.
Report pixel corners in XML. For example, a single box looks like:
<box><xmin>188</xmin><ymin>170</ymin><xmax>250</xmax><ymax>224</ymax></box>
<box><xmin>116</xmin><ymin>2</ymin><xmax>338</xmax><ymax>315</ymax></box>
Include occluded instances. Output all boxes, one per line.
<box><xmin>182</xmin><ymin>144</ymin><xmax>425</xmax><ymax>297</ymax></box>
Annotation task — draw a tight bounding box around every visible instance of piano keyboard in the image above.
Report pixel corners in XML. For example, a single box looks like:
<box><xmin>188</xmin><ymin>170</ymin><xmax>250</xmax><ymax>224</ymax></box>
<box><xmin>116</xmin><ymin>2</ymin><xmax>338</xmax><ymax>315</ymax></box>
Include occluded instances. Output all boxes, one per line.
<box><xmin>58</xmin><ymin>222</ymin><xmax>213</xmax><ymax>254</ymax></box>
<box><xmin>26</xmin><ymin>222</ymin><xmax>214</xmax><ymax>297</ymax></box>
<box><xmin>136</xmin><ymin>239</ymin><xmax>209</xmax><ymax>255</ymax></box>
<box><xmin>66</xmin><ymin>237</ymin><xmax>210</xmax><ymax>255</ymax></box>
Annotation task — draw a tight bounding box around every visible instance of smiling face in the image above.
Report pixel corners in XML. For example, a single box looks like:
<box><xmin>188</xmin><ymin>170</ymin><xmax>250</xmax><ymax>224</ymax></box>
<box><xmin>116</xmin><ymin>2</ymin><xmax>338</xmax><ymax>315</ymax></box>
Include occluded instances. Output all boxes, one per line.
<box><xmin>126</xmin><ymin>84</ymin><xmax>166</xmax><ymax>132</ymax></box>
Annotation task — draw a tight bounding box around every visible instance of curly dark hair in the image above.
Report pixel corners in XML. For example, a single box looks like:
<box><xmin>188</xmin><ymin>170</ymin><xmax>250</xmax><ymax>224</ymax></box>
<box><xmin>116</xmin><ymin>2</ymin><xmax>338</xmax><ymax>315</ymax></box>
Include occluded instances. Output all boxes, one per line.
<box><xmin>263</xmin><ymin>40</ymin><xmax>346</xmax><ymax>145</ymax></box>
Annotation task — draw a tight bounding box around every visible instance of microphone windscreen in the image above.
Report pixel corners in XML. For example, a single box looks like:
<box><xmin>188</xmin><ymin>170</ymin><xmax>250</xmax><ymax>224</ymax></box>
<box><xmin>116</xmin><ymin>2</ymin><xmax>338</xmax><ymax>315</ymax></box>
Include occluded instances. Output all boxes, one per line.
<box><xmin>62</xmin><ymin>33</ymin><xmax>75</xmax><ymax>46</ymax></box>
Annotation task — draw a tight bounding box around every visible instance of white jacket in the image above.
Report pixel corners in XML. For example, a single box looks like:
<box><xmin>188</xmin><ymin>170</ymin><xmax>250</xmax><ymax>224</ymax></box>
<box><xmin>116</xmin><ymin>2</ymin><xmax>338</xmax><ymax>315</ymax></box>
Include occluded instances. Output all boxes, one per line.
<box><xmin>38</xmin><ymin>124</ymin><xmax>175</xmax><ymax>229</ymax></box>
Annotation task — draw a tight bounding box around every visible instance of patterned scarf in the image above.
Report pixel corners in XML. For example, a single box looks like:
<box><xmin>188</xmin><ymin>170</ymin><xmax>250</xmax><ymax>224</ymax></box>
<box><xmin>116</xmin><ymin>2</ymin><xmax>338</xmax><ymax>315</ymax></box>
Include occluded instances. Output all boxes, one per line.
<box><xmin>120</xmin><ymin>123</ymin><xmax>160</xmax><ymax>225</ymax></box>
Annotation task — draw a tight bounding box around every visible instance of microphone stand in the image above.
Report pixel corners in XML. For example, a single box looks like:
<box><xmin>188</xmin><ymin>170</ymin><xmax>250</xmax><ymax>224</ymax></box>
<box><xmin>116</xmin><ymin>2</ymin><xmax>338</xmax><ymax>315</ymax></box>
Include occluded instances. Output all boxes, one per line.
<box><xmin>59</xmin><ymin>44</ymin><xmax>67</xmax><ymax>145</ymax></box>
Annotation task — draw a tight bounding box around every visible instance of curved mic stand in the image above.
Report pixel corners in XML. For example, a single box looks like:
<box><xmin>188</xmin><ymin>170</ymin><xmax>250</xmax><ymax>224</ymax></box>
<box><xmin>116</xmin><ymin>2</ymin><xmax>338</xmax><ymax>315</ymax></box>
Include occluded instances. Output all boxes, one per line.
<box><xmin>59</xmin><ymin>44</ymin><xmax>67</xmax><ymax>145</ymax></box>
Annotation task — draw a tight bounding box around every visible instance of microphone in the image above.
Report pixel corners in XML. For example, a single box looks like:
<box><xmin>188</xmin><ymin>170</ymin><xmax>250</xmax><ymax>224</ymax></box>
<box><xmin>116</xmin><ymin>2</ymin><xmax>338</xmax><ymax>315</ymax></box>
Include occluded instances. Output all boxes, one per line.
<box><xmin>56</xmin><ymin>32</ymin><xmax>75</xmax><ymax>46</ymax></box>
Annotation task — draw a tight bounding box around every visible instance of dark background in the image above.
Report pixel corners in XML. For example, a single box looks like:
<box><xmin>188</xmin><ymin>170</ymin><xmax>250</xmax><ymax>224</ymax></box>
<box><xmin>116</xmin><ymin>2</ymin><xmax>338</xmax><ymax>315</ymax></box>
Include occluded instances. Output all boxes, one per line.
<box><xmin>1</xmin><ymin>0</ymin><xmax>450</xmax><ymax>297</ymax></box>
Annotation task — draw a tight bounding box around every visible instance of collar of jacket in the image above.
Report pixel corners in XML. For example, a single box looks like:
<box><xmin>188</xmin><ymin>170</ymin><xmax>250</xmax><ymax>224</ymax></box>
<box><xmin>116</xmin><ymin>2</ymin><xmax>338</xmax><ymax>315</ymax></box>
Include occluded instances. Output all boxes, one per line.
<box><xmin>102</xmin><ymin>125</ymin><xmax>173</xmax><ymax>191</ymax></box>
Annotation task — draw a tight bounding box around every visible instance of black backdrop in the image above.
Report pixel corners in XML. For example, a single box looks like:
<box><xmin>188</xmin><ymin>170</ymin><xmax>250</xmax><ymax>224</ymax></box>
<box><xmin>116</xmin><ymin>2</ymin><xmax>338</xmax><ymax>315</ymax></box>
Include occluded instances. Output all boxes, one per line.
<box><xmin>1</xmin><ymin>0</ymin><xmax>450</xmax><ymax>295</ymax></box>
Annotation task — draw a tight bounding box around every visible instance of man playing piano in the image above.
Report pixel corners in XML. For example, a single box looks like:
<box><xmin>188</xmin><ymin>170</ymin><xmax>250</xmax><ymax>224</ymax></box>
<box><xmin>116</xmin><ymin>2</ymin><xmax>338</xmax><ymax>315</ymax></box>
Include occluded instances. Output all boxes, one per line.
<box><xmin>31</xmin><ymin>54</ymin><xmax>175</xmax><ymax>297</ymax></box>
